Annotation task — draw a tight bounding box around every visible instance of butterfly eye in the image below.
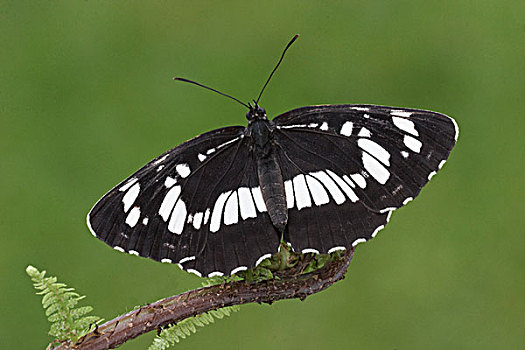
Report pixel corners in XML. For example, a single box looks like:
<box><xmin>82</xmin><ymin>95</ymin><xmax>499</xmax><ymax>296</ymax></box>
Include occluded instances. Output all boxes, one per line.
<box><xmin>257</xmin><ymin>107</ymin><xmax>266</xmax><ymax>115</ymax></box>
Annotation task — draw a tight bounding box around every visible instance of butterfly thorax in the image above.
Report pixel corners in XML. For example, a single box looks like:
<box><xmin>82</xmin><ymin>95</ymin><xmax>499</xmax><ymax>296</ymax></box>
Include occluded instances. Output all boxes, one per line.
<box><xmin>246</xmin><ymin>110</ymin><xmax>288</xmax><ymax>235</ymax></box>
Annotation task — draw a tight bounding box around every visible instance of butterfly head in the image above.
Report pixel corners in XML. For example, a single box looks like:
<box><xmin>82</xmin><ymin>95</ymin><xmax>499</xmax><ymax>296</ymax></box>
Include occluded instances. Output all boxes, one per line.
<box><xmin>246</xmin><ymin>104</ymin><xmax>267</xmax><ymax>122</ymax></box>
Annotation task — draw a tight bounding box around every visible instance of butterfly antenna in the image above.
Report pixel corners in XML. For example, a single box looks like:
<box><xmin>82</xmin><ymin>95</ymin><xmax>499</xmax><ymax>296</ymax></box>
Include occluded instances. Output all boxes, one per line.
<box><xmin>255</xmin><ymin>34</ymin><xmax>299</xmax><ymax>105</ymax></box>
<box><xmin>173</xmin><ymin>77</ymin><xmax>251</xmax><ymax>109</ymax></box>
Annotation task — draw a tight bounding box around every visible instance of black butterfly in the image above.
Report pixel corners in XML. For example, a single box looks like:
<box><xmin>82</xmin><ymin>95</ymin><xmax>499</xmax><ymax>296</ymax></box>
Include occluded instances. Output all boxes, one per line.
<box><xmin>87</xmin><ymin>35</ymin><xmax>458</xmax><ymax>277</ymax></box>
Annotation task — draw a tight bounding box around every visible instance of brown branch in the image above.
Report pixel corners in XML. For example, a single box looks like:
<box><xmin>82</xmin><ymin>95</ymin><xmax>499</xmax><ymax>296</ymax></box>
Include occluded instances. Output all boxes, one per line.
<box><xmin>52</xmin><ymin>248</ymin><xmax>354</xmax><ymax>350</ymax></box>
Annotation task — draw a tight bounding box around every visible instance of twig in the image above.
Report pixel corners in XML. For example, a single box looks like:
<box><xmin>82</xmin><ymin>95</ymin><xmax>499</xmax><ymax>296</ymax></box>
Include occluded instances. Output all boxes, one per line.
<box><xmin>51</xmin><ymin>248</ymin><xmax>354</xmax><ymax>350</ymax></box>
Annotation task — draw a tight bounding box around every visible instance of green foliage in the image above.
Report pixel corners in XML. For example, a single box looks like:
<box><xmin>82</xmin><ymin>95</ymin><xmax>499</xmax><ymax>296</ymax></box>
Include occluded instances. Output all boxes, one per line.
<box><xmin>235</xmin><ymin>259</ymin><xmax>276</xmax><ymax>283</ymax></box>
<box><xmin>235</xmin><ymin>242</ymin><xmax>344</xmax><ymax>282</ymax></box>
<box><xmin>25</xmin><ymin>265</ymin><xmax>102</xmax><ymax>346</ymax></box>
<box><xmin>302</xmin><ymin>249</ymin><xmax>345</xmax><ymax>274</ymax></box>
<box><xmin>202</xmin><ymin>274</ymin><xmax>243</xmax><ymax>287</ymax></box>
<box><xmin>149</xmin><ymin>302</ymin><xmax>239</xmax><ymax>349</ymax></box>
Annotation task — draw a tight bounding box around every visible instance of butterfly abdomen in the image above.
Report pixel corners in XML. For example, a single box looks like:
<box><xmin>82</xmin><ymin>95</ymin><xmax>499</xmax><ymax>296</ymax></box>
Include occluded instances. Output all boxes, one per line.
<box><xmin>257</xmin><ymin>153</ymin><xmax>288</xmax><ymax>234</ymax></box>
<box><xmin>250</xmin><ymin>119</ymin><xmax>288</xmax><ymax>234</ymax></box>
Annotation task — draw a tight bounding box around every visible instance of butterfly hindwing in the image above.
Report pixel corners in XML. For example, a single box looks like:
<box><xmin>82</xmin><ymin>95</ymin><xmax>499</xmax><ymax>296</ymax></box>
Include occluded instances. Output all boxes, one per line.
<box><xmin>87</xmin><ymin>126</ymin><xmax>280</xmax><ymax>277</ymax></box>
<box><xmin>273</xmin><ymin>104</ymin><xmax>457</xmax><ymax>252</ymax></box>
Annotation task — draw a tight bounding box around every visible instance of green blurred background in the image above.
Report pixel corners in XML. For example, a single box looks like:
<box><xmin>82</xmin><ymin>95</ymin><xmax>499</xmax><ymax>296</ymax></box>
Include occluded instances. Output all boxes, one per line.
<box><xmin>2</xmin><ymin>1</ymin><xmax>524</xmax><ymax>349</ymax></box>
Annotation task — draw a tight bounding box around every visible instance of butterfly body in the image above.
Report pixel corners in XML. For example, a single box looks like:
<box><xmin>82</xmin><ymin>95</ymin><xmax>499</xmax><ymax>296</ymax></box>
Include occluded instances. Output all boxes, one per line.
<box><xmin>247</xmin><ymin>106</ymin><xmax>289</xmax><ymax>234</ymax></box>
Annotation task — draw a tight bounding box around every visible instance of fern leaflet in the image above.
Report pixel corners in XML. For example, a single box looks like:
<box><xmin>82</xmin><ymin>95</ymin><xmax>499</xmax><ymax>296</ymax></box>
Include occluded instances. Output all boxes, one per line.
<box><xmin>26</xmin><ymin>265</ymin><xmax>102</xmax><ymax>346</ymax></box>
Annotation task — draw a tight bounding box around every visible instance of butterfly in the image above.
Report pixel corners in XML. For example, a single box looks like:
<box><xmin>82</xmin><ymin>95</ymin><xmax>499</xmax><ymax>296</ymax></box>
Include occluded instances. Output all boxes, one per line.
<box><xmin>87</xmin><ymin>35</ymin><xmax>458</xmax><ymax>277</ymax></box>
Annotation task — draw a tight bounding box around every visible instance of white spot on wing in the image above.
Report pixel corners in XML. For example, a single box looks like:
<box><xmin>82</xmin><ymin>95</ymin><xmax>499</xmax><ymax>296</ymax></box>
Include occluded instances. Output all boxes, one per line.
<box><xmin>401</xmin><ymin>151</ymin><xmax>409</xmax><ymax>158</ymax></box>
<box><xmin>428</xmin><ymin>171</ymin><xmax>437</xmax><ymax>180</ymax></box>
<box><xmin>392</xmin><ymin>116</ymin><xmax>419</xmax><ymax>136</ymax></box>
<box><xmin>129</xmin><ymin>250</ymin><xmax>139</xmax><ymax>256</ymax></box>
<box><xmin>157</xmin><ymin>165</ymin><xmax>165</xmax><ymax>172</ymax></box>
<box><xmin>255</xmin><ymin>253</ymin><xmax>272</xmax><ymax>266</ymax></box>
<box><xmin>164</xmin><ymin>176</ymin><xmax>176</xmax><ymax>188</ymax></box>
<box><xmin>114</xmin><ymin>246</ymin><xmax>124</xmax><ymax>252</ymax></box>
<box><xmin>326</xmin><ymin>170</ymin><xmax>359</xmax><ymax>202</ymax></box>
<box><xmin>284</xmin><ymin>180</ymin><xmax>294</xmax><ymax>209</ymax></box>
<box><xmin>302</xmin><ymin>248</ymin><xmax>319</xmax><ymax>254</ymax></box>
<box><xmin>187</xmin><ymin>269</ymin><xmax>202</xmax><ymax>277</ymax></box>
<box><xmin>439</xmin><ymin>160</ymin><xmax>447</xmax><ymax>169</ymax></box>
<box><xmin>216</xmin><ymin>137</ymin><xmax>240</xmax><ymax>149</ymax></box>
<box><xmin>358</xmin><ymin>138</ymin><xmax>391</xmax><ymax>166</ymax></box>
<box><xmin>238</xmin><ymin>187</ymin><xmax>257</xmax><ymax>220</ymax></box>
<box><xmin>386</xmin><ymin>210</ymin><xmax>393</xmax><ymax>222</ymax></box>
<box><xmin>86</xmin><ymin>213</ymin><xmax>97</xmax><ymax>237</ymax></box>
<box><xmin>308</xmin><ymin>123</ymin><xmax>319</xmax><ymax>128</ymax></box>
<box><xmin>193</xmin><ymin>212</ymin><xmax>203</xmax><ymax>229</ymax></box>
<box><xmin>204</xmin><ymin>208</ymin><xmax>211</xmax><ymax>224</ymax></box>
<box><xmin>159</xmin><ymin>185</ymin><xmax>181</xmax><ymax>221</ymax></box>
<box><xmin>206</xmin><ymin>148</ymin><xmax>216</xmax><ymax>155</ymax></box>
<box><xmin>161</xmin><ymin>258</ymin><xmax>172</xmax><ymax>263</ymax></box>
<box><xmin>208</xmin><ymin>271</ymin><xmax>224</xmax><ymax>277</ymax></box>
<box><xmin>357</xmin><ymin>127</ymin><xmax>371</xmax><ymax>137</ymax></box>
<box><xmin>403</xmin><ymin>197</ymin><xmax>413</xmax><ymax>205</ymax></box>
<box><xmin>404</xmin><ymin>135</ymin><xmax>422</xmax><ymax>153</ymax></box>
<box><xmin>168</xmin><ymin>200</ymin><xmax>187</xmax><ymax>234</ymax></box>
<box><xmin>119</xmin><ymin>177</ymin><xmax>138</xmax><ymax>192</ymax></box>
<box><xmin>224</xmin><ymin>192</ymin><xmax>239</xmax><ymax>225</ymax></box>
<box><xmin>122</xmin><ymin>183</ymin><xmax>140</xmax><ymax>212</ymax></box>
<box><xmin>328</xmin><ymin>246</ymin><xmax>345</xmax><ymax>253</ymax></box>
<box><xmin>340</xmin><ymin>121</ymin><xmax>353</xmax><ymax>136</ymax></box>
<box><xmin>153</xmin><ymin>154</ymin><xmax>169</xmax><ymax>165</ymax></box>
<box><xmin>352</xmin><ymin>106</ymin><xmax>369</xmax><ymax>111</ymax></box>
<box><xmin>320</xmin><ymin>122</ymin><xmax>328</xmax><ymax>131</ymax></box>
<box><xmin>352</xmin><ymin>238</ymin><xmax>366</xmax><ymax>247</ymax></box>
<box><xmin>142</xmin><ymin>217</ymin><xmax>149</xmax><ymax>225</ymax></box>
<box><xmin>310</xmin><ymin>171</ymin><xmax>345</xmax><ymax>205</ymax></box>
<box><xmin>380</xmin><ymin>207</ymin><xmax>396</xmax><ymax>214</ymax></box>
<box><xmin>292</xmin><ymin>174</ymin><xmax>312</xmax><ymax>210</ymax></box>
<box><xmin>179</xmin><ymin>256</ymin><xmax>196</xmax><ymax>264</ymax></box>
<box><xmin>125</xmin><ymin>206</ymin><xmax>141</xmax><ymax>228</ymax></box>
<box><xmin>390</xmin><ymin>110</ymin><xmax>413</xmax><ymax>118</ymax></box>
<box><xmin>350</xmin><ymin>173</ymin><xmax>366</xmax><ymax>189</ymax></box>
<box><xmin>231</xmin><ymin>266</ymin><xmax>248</xmax><ymax>275</ymax></box>
<box><xmin>251</xmin><ymin>187</ymin><xmax>267</xmax><ymax>212</ymax></box>
<box><xmin>198</xmin><ymin>153</ymin><xmax>207</xmax><ymax>162</ymax></box>
<box><xmin>362</xmin><ymin>152</ymin><xmax>390</xmax><ymax>184</ymax></box>
<box><xmin>305</xmin><ymin>175</ymin><xmax>329</xmax><ymax>206</ymax></box>
<box><xmin>210</xmin><ymin>191</ymin><xmax>231</xmax><ymax>233</ymax></box>
<box><xmin>278</xmin><ymin>124</ymin><xmax>308</xmax><ymax>129</ymax></box>
<box><xmin>372</xmin><ymin>225</ymin><xmax>385</xmax><ymax>238</ymax></box>
<box><xmin>450</xmin><ymin>116</ymin><xmax>459</xmax><ymax>141</ymax></box>
<box><xmin>176</xmin><ymin>163</ymin><xmax>191</xmax><ymax>178</ymax></box>
<box><xmin>342</xmin><ymin>175</ymin><xmax>356</xmax><ymax>188</ymax></box>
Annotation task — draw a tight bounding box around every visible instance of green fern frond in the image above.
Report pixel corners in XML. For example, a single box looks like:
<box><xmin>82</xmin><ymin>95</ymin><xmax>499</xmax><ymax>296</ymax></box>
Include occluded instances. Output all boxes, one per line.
<box><xmin>149</xmin><ymin>305</ymin><xmax>240</xmax><ymax>350</ymax></box>
<box><xmin>26</xmin><ymin>265</ymin><xmax>102</xmax><ymax>344</ymax></box>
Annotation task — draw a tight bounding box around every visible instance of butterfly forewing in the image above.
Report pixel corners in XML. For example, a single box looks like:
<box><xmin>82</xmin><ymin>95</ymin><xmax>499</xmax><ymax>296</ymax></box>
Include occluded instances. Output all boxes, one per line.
<box><xmin>273</xmin><ymin>104</ymin><xmax>457</xmax><ymax>252</ymax></box>
<box><xmin>88</xmin><ymin>126</ymin><xmax>280</xmax><ymax>276</ymax></box>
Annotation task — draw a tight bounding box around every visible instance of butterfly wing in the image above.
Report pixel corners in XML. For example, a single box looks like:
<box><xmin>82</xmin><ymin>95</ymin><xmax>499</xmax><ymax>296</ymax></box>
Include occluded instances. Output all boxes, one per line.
<box><xmin>87</xmin><ymin>126</ymin><xmax>280</xmax><ymax>277</ymax></box>
<box><xmin>273</xmin><ymin>104</ymin><xmax>458</xmax><ymax>253</ymax></box>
